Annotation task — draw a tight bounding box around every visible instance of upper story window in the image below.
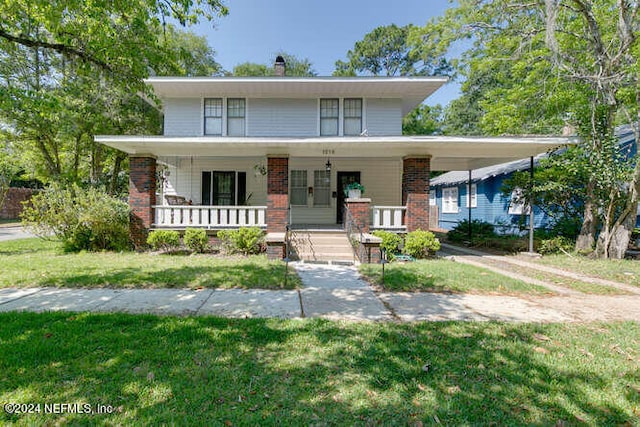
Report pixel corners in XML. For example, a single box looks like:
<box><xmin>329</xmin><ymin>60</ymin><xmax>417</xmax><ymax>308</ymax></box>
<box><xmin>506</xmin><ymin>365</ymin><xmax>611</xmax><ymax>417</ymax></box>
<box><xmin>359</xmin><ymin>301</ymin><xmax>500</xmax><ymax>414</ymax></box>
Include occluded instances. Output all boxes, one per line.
<box><xmin>320</xmin><ymin>99</ymin><xmax>339</xmax><ymax>136</ymax></box>
<box><xmin>227</xmin><ymin>98</ymin><xmax>245</xmax><ymax>136</ymax></box>
<box><xmin>204</xmin><ymin>98</ymin><xmax>223</xmax><ymax>135</ymax></box>
<box><xmin>343</xmin><ymin>98</ymin><xmax>362</xmax><ymax>135</ymax></box>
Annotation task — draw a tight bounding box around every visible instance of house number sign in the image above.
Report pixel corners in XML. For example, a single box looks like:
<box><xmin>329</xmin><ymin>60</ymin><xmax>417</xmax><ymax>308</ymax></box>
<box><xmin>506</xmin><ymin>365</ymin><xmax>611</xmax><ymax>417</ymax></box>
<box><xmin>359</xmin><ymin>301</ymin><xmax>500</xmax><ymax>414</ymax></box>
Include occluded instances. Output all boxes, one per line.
<box><xmin>322</xmin><ymin>149</ymin><xmax>335</xmax><ymax>155</ymax></box>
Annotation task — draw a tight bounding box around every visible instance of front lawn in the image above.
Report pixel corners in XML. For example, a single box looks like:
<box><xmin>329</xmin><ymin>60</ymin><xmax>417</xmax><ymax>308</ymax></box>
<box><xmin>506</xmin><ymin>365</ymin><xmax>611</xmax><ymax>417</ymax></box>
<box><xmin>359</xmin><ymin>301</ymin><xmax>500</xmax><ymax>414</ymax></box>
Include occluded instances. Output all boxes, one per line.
<box><xmin>517</xmin><ymin>253</ymin><xmax>640</xmax><ymax>287</ymax></box>
<box><xmin>0</xmin><ymin>312</ymin><xmax>638</xmax><ymax>425</ymax></box>
<box><xmin>359</xmin><ymin>260</ymin><xmax>552</xmax><ymax>294</ymax></box>
<box><xmin>0</xmin><ymin>238</ymin><xmax>300</xmax><ymax>290</ymax></box>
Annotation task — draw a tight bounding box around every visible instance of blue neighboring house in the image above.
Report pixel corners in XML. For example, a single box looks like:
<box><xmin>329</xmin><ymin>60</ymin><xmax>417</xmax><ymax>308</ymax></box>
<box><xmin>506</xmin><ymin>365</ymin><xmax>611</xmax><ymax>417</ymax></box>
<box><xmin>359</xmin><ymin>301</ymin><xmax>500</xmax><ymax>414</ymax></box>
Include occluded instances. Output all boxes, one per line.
<box><xmin>430</xmin><ymin>125</ymin><xmax>637</xmax><ymax>233</ymax></box>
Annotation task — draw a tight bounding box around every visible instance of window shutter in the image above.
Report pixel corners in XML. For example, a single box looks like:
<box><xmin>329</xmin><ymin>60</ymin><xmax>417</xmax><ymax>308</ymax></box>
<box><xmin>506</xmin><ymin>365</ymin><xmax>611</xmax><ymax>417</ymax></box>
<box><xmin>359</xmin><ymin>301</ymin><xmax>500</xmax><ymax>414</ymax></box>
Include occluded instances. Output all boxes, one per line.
<box><xmin>201</xmin><ymin>172</ymin><xmax>211</xmax><ymax>205</ymax></box>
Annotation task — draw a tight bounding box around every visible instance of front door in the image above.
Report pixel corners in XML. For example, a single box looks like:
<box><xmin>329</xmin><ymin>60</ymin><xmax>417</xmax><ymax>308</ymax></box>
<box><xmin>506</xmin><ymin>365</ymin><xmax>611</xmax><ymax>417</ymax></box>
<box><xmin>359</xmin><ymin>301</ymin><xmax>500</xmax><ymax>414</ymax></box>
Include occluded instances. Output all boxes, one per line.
<box><xmin>337</xmin><ymin>171</ymin><xmax>361</xmax><ymax>223</ymax></box>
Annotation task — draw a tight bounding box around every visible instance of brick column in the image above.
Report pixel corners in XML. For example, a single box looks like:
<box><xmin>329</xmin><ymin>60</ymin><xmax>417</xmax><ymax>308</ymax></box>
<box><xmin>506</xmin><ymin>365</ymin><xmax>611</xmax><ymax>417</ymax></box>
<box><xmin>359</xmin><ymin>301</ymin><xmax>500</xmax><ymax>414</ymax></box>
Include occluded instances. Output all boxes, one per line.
<box><xmin>266</xmin><ymin>156</ymin><xmax>288</xmax><ymax>233</ymax></box>
<box><xmin>345</xmin><ymin>198</ymin><xmax>371</xmax><ymax>233</ymax></box>
<box><xmin>129</xmin><ymin>155</ymin><xmax>156</xmax><ymax>248</ymax></box>
<box><xmin>402</xmin><ymin>156</ymin><xmax>430</xmax><ymax>232</ymax></box>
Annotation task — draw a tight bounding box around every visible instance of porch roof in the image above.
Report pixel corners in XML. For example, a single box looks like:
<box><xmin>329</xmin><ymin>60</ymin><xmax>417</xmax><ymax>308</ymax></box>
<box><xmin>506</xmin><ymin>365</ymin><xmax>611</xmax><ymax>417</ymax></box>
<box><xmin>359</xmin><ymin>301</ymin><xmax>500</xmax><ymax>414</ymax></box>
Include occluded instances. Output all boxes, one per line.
<box><xmin>96</xmin><ymin>135</ymin><xmax>575</xmax><ymax>171</ymax></box>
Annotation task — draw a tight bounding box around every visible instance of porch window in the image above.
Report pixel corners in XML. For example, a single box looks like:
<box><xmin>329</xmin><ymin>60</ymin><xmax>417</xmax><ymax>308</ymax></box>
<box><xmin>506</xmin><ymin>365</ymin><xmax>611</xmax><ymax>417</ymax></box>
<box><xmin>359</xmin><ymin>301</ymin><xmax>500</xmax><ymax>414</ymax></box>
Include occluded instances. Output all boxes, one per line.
<box><xmin>465</xmin><ymin>184</ymin><xmax>477</xmax><ymax>208</ymax></box>
<box><xmin>227</xmin><ymin>98</ymin><xmax>245</xmax><ymax>136</ymax></box>
<box><xmin>204</xmin><ymin>98</ymin><xmax>223</xmax><ymax>135</ymax></box>
<box><xmin>313</xmin><ymin>170</ymin><xmax>331</xmax><ymax>207</ymax></box>
<box><xmin>290</xmin><ymin>170</ymin><xmax>307</xmax><ymax>206</ymax></box>
<box><xmin>202</xmin><ymin>171</ymin><xmax>247</xmax><ymax>205</ymax></box>
<box><xmin>320</xmin><ymin>99</ymin><xmax>339</xmax><ymax>136</ymax></box>
<box><xmin>343</xmin><ymin>98</ymin><xmax>362</xmax><ymax>136</ymax></box>
<box><xmin>429</xmin><ymin>190</ymin><xmax>436</xmax><ymax>206</ymax></box>
<box><xmin>442</xmin><ymin>187</ymin><xmax>458</xmax><ymax>213</ymax></box>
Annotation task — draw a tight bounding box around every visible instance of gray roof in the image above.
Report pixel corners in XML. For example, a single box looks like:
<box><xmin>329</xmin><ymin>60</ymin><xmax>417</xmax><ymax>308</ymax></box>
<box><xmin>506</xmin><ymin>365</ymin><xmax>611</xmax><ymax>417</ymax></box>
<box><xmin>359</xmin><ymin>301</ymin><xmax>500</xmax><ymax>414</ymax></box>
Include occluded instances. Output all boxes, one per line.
<box><xmin>431</xmin><ymin>124</ymin><xmax>637</xmax><ymax>187</ymax></box>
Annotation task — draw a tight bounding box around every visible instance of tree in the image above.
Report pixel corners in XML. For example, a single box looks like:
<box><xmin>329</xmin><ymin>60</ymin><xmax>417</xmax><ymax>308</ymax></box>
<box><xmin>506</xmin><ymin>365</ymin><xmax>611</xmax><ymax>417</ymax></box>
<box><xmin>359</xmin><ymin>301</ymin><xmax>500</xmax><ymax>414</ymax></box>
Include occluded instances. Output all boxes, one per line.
<box><xmin>0</xmin><ymin>1</ymin><xmax>222</xmax><ymax>191</ymax></box>
<box><xmin>414</xmin><ymin>0</ymin><xmax>640</xmax><ymax>259</ymax></box>
<box><xmin>334</xmin><ymin>24</ymin><xmax>450</xmax><ymax>77</ymax></box>
<box><xmin>0</xmin><ymin>0</ymin><xmax>227</xmax><ymax>90</ymax></box>
<box><xmin>231</xmin><ymin>52</ymin><xmax>317</xmax><ymax>77</ymax></box>
<box><xmin>0</xmin><ymin>137</ymin><xmax>19</xmax><ymax>211</ymax></box>
<box><xmin>402</xmin><ymin>104</ymin><xmax>444</xmax><ymax>135</ymax></box>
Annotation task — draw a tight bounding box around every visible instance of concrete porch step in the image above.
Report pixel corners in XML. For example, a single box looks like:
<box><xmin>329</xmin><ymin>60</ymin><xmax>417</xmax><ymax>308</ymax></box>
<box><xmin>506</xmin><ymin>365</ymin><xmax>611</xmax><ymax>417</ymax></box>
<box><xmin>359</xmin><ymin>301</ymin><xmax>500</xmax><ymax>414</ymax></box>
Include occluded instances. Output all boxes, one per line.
<box><xmin>289</xmin><ymin>229</ymin><xmax>355</xmax><ymax>264</ymax></box>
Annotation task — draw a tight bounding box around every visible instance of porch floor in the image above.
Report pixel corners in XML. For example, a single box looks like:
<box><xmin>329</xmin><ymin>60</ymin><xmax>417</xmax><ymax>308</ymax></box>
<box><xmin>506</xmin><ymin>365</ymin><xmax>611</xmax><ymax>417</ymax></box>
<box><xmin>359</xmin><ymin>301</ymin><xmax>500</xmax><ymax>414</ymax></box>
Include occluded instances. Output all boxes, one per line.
<box><xmin>289</xmin><ymin>224</ymin><xmax>345</xmax><ymax>232</ymax></box>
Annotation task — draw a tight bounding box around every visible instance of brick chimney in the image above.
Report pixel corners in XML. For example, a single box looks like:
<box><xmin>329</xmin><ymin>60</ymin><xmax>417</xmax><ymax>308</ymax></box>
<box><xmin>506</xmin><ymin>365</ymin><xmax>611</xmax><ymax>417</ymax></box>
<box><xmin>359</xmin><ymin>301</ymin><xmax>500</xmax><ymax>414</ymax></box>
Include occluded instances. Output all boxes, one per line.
<box><xmin>274</xmin><ymin>55</ymin><xmax>286</xmax><ymax>77</ymax></box>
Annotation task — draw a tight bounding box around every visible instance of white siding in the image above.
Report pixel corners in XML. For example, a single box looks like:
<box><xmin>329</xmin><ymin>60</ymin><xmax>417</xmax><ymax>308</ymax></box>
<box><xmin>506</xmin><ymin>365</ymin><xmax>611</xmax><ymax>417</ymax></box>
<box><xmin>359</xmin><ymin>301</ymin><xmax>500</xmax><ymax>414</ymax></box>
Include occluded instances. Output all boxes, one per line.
<box><xmin>365</xmin><ymin>98</ymin><xmax>402</xmax><ymax>136</ymax></box>
<box><xmin>158</xmin><ymin>157</ymin><xmax>267</xmax><ymax>206</ymax></box>
<box><xmin>289</xmin><ymin>158</ymin><xmax>402</xmax><ymax>224</ymax></box>
<box><xmin>248</xmin><ymin>98</ymin><xmax>317</xmax><ymax>137</ymax></box>
<box><xmin>163</xmin><ymin>98</ymin><xmax>202</xmax><ymax>136</ymax></box>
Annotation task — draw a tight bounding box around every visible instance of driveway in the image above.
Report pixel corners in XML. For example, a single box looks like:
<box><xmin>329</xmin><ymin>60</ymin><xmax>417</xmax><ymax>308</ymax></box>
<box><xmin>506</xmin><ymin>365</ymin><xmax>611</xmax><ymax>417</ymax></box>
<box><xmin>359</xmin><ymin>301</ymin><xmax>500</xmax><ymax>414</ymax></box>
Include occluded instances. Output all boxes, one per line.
<box><xmin>0</xmin><ymin>226</ymin><xmax>35</xmax><ymax>241</ymax></box>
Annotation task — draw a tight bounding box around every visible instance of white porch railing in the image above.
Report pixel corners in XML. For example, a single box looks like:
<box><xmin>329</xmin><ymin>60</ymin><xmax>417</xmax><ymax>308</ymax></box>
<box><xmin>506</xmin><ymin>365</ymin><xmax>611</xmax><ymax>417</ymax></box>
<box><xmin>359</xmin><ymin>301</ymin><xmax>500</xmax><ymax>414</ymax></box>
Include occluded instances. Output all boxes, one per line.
<box><xmin>371</xmin><ymin>206</ymin><xmax>406</xmax><ymax>230</ymax></box>
<box><xmin>153</xmin><ymin>205</ymin><xmax>267</xmax><ymax>228</ymax></box>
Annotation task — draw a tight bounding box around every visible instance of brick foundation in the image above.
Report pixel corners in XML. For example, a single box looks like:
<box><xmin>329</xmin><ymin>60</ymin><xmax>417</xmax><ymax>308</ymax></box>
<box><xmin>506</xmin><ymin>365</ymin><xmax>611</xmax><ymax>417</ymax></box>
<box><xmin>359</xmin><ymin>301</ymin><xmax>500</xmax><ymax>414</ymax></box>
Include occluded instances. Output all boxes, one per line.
<box><xmin>403</xmin><ymin>157</ymin><xmax>431</xmax><ymax>232</ymax></box>
<box><xmin>0</xmin><ymin>188</ymin><xmax>37</xmax><ymax>219</ymax></box>
<box><xmin>266</xmin><ymin>157</ymin><xmax>288</xmax><ymax>234</ymax></box>
<box><xmin>129</xmin><ymin>156</ymin><xmax>156</xmax><ymax>248</ymax></box>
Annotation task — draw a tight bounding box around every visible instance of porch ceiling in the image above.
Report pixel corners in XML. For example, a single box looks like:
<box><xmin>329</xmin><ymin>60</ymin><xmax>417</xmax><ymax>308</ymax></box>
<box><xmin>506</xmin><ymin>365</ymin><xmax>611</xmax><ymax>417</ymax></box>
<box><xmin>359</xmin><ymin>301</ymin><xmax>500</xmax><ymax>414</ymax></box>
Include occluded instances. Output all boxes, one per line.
<box><xmin>95</xmin><ymin>135</ymin><xmax>576</xmax><ymax>171</ymax></box>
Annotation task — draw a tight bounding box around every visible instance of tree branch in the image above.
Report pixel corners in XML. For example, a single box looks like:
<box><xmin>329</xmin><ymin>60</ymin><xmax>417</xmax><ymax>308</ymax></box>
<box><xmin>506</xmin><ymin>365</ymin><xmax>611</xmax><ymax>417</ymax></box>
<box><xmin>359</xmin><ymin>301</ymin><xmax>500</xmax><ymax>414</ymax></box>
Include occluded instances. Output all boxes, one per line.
<box><xmin>0</xmin><ymin>27</ymin><xmax>112</xmax><ymax>72</ymax></box>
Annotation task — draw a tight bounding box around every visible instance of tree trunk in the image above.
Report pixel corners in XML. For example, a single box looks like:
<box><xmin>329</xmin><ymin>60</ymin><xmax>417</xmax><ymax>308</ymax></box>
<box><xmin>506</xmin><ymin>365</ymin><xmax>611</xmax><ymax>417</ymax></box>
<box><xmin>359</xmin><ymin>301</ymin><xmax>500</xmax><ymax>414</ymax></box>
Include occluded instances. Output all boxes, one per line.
<box><xmin>607</xmin><ymin>214</ymin><xmax>634</xmax><ymax>259</ymax></box>
<box><xmin>575</xmin><ymin>182</ymin><xmax>597</xmax><ymax>253</ymax></box>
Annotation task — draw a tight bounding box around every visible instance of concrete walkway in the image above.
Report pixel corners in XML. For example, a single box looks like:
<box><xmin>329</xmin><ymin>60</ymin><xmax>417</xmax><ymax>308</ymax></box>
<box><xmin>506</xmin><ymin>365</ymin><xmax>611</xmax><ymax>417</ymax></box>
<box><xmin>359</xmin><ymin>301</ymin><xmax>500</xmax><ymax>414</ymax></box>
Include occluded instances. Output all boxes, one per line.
<box><xmin>1</xmin><ymin>261</ymin><xmax>638</xmax><ymax>322</ymax></box>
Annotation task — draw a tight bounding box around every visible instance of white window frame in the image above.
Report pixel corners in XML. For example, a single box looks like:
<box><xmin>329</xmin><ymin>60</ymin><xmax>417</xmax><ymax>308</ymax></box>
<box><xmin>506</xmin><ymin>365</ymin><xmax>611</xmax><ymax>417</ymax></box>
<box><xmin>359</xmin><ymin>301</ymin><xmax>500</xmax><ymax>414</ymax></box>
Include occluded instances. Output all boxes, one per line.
<box><xmin>442</xmin><ymin>187</ymin><xmax>458</xmax><ymax>214</ymax></box>
<box><xmin>290</xmin><ymin>170</ymin><xmax>308</xmax><ymax>206</ymax></box>
<box><xmin>227</xmin><ymin>98</ymin><xmax>246</xmax><ymax>136</ymax></box>
<box><xmin>313</xmin><ymin>170</ymin><xmax>331</xmax><ymax>207</ymax></box>
<box><xmin>320</xmin><ymin>98</ymin><xmax>339</xmax><ymax>136</ymax></box>
<box><xmin>465</xmin><ymin>183</ymin><xmax>477</xmax><ymax>208</ymax></box>
<box><xmin>204</xmin><ymin>98</ymin><xmax>223</xmax><ymax>136</ymax></box>
<box><xmin>343</xmin><ymin>98</ymin><xmax>362</xmax><ymax>136</ymax></box>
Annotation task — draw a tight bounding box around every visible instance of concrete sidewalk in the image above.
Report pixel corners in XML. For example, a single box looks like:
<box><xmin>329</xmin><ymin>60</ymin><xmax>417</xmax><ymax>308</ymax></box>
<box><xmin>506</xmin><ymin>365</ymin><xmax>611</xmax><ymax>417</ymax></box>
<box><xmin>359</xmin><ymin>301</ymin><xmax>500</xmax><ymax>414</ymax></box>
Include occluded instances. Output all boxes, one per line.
<box><xmin>1</xmin><ymin>262</ymin><xmax>638</xmax><ymax>322</ymax></box>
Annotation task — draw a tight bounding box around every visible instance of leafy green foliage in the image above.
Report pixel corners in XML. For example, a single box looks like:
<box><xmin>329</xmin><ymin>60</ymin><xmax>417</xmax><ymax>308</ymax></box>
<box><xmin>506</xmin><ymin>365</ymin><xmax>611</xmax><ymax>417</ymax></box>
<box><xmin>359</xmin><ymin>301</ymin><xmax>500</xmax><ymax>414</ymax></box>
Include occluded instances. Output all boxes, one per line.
<box><xmin>448</xmin><ymin>220</ymin><xmax>497</xmax><ymax>243</ymax></box>
<box><xmin>183</xmin><ymin>228</ymin><xmax>209</xmax><ymax>253</ymax></box>
<box><xmin>147</xmin><ymin>230</ymin><xmax>181</xmax><ymax>252</ymax></box>
<box><xmin>371</xmin><ymin>230</ymin><xmax>402</xmax><ymax>261</ymax></box>
<box><xmin>217</xmin><ymin>227</ymin><xmax>265</xmax><ymax>255</ymax></box>
<box><xmin>538</xmin><ymin>236</ymin><xmax>575</xmax><ymax>256</ymax></box>
<box><xmin>334</xmin><ymin>24</ymin><xmax>450</xmax><ymax>77</ymax></box>
<box><xmin>403</xmin><ymin>229</ymin><xmax>441</xmax><ymax>259</ymax></box>
<box><xmin>402</xmin><ymin>104</ymin><xmax>443</xmax><ymax>135</ymax></box>
<box><xmin>232</xmin><ymin>52</ymin><xmax>317</xmax><ymax>77</ymax></box>
<box><xmin>21</xmin><ymin>184</ymin><xmax>130</xmax><ymax>252</ymax></box>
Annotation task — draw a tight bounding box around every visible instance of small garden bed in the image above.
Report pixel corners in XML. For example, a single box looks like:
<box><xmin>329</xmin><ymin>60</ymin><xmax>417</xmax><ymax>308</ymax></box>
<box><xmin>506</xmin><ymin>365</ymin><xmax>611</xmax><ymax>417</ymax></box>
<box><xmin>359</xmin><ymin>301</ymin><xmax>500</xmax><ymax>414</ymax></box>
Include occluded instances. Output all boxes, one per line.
<box><xmin>0</xmin><ymin>238</ymin><xmax>300</xmax><ymax>290</ymax></box>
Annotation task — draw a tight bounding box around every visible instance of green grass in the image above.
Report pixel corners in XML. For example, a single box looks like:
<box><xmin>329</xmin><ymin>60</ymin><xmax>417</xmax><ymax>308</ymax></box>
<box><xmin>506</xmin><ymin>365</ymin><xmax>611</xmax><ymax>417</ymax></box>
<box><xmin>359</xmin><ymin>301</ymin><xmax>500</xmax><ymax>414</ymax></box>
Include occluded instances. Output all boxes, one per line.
<box><xmin>0</xmin><ymin>238</ymin><xmax>300</xmax><ymax>290</ymax></box>
<box><xmin>0</xmin><ymin>313</ymin><xmax>638</xmax><ymax>425</ymax></box>
<box><xmin>520</xmin><ymin>254</ymin><xmax>640</xmax><ymax>287</ymax></box>
<box><xmin>359</xmin><ymin>260</ymin><xmax>552</xmax><ymax>294</ymax></box>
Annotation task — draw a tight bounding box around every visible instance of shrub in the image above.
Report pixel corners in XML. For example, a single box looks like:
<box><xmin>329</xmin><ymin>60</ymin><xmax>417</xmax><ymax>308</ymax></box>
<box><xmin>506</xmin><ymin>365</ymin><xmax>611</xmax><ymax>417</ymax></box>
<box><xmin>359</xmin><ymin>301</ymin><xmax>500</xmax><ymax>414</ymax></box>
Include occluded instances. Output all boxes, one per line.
<box><xmin>184</xmin><ymin>228</ymin><xmax>209</xmax><ymax>253</ymax></box>
<box><xmin>448</xmin><ymin>219</ymin><xmax>496</xmax><ymax>243</ymax></box>
<box><xmin>403</xmin><ymin>229</ymin><xmax>441</xmax><ymax>259</ymax></box>
<box><xmin>147</xmin><ymin>230</ymin><xmax>181</xmax><ymax>251</ymax></box>
<box><xmin>538</xmin><ymin>236</ymin><xmax>574</xmax><ymax>255</ymax></box>
<box><xmin>372</xmin><ymin>230</ymin><xmax>402</xmax><ymax>261</ymax></box>
<box><xmin>218</xmin><ymin>227</ymin><xmax>265</xmax><ymax>255</ymax></box>
<box><xmin>21</xmin><ymin>184</ymin><xmax>130</xmax><ymax>252</ymax></box>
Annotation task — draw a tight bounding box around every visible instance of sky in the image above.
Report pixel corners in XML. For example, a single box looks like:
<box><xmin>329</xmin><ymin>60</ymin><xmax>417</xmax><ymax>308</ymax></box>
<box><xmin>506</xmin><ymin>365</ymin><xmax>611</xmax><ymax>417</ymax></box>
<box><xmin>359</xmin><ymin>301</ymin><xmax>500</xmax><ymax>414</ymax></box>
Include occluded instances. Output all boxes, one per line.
<box><xmin>190</xmin><ymin>0</ymin><xmax>460</xmax><ymax>106</ymax></box>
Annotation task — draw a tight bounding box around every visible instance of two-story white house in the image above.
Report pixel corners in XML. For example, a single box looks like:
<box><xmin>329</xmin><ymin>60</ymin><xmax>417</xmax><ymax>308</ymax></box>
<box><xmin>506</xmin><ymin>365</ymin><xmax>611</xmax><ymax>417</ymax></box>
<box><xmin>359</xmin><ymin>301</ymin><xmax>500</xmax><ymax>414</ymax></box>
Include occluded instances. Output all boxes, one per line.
<box><xmin>96</xmin><ymin>58</ymin><xmax>570</xmax><ymax>260</ymax></box>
